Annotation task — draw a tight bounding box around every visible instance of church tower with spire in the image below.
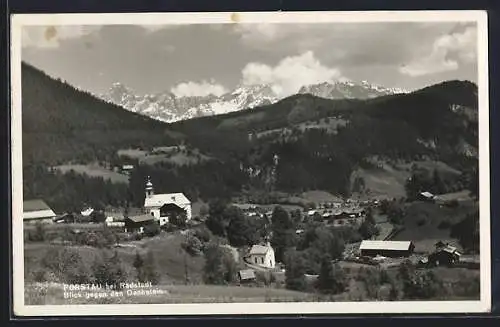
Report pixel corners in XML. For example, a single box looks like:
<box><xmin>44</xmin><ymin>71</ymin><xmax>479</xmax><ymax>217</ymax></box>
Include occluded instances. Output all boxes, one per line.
<box><xmin>145</xmin><ymin>176</ymin><xmax>154</xmax><ymax>198</ymax></box>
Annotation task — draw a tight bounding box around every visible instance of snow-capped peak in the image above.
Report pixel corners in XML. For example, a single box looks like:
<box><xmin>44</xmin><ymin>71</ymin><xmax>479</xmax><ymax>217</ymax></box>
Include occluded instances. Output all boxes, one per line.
<box><xmin>100</xmin><ymin>80</ymin><xmax>407</xmax><ymax>123</ymax></box>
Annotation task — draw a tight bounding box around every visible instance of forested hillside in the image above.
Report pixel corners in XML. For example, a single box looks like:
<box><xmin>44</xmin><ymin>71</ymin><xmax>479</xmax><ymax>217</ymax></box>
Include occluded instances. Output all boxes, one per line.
<box><xmin>21</xmin><ymin>62</ymin><xmax>479</xmax><ymax>212</ymax></box>
<box><xmin>22</xmin><ymin>63</ymin><xmax>177</xmax><ymax>166</ymax></box>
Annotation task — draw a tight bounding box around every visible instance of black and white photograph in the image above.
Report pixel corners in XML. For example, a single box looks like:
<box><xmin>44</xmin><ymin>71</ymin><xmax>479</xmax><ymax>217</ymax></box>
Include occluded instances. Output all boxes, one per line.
<box><xmin>10</xmin><ymin>11</ymin><xmax>490</xmax><ymax>315</ymax></box>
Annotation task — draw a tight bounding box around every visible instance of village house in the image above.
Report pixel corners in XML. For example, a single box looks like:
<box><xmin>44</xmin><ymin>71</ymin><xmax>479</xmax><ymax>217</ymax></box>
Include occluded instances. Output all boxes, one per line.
<box><xmin>359</xmin><ymin>240</ymin><xmax>415</xmax><ymax>258</ymax></box>
<box><xmin>124</xmin><ymin>214</ymin><xmax>156</xmax><ymax>233</ymax></box>
<box><xmin>23</xmin><ymin>199</ymin><xmax>56</xmax><ymax>224</ymax></box>
<box><xmin>105</xmin><ymin>210</ymin><xmax>126</xmax><ymax>227</ymax></box>
<box><xmin>238</xmin><ymin>269</ymin><xmax>257</xmax><ymax>283</ymax></box>
<box><xmin>246</xmin><ymin>242</ymin><xmax>276</xmax><ymax>269</ymax></box>
<box><xmin>81</xmin><ymin>207</ymin><xmax>94</xmax><ymax>217</ymax></box>
<box><xmin>143</xmin><ymin>176</ymin><xmax>192</xmax><ymax>226</ymax></box>
<box><xmin>427</xmin><ymin>241</ymin><xmax>462</xmax><ymax>266</ymax></box>
<box><xmin>419</xmin><ymin>191</ymin><xmax>436</xmax><ymax>202</ymax></box>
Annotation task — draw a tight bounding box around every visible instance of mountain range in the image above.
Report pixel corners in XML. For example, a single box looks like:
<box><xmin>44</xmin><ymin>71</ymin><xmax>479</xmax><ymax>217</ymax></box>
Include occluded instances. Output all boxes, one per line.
<box><xmin>99</xmin><ymin>80</ymin><xmax>408</xmax><ymax>122</ymax></box>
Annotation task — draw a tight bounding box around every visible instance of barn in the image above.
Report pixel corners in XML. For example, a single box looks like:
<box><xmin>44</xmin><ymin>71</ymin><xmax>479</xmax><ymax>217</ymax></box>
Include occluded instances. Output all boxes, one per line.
<box><xmin>124</xmin><ymin>214</ymin><xmax>156</xmax><ymax>233</ymax></box>
<box><xmin>359</xmin><ymin>240</ymin><xmax>415</xmax><ymax>258</ymax></box>
<box><xmin>23</xmin><ymin>199</ymin><xmax>56</xmax><ymax>224</ymax></box>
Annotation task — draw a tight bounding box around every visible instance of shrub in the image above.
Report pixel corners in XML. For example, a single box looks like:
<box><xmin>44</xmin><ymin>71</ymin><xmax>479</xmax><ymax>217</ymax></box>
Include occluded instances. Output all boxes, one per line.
<box><xmin>316</xmin><ymin>257</ymin><xmax>348</xmax><ymax>294</ymax></box>
<box><xmin>203</xmin><ymin>243</ymin><xmax>237</xmax><ymax>285</ymax></box>
<box><xmin>194</xmin><ymin>225</ymin><xmax>212</xmax><ymax>243</ymax></box>
<box><xmin>182</xmin><ymin>235</ymin><xmax>204</xmax><ymax>256</ymax></box>
<box><xmin>92</xmin><ymin>251</ymin><xmax>127</xmax><ymax>288</ymax></box>
<box><xmin>28</xmin><ymin>222</ymin><xmax>46</xmax><ymax>242</ymax></box>
<box><xmin>144</xmin><ymin>222</ymin><xmax>161</xmax><ymax>237</ymax></box>
<box><xmin>41</xmin><ymin>247</ymin><xmax>93</xmax><ymax>284</ymax></box>
<box><xmin>284</xmin><ymin>249</ymin><xmax>307</xmax><ymax>292</ymax></box>
<box><xmin>438</xmin><ymin>220</ymin><xmax>452</xmax><ymax>229</ymax></box>
<box><xmin>416</xmin><ymin>217</ymin><xmax>427</xmax><ymax>226</ymax></box>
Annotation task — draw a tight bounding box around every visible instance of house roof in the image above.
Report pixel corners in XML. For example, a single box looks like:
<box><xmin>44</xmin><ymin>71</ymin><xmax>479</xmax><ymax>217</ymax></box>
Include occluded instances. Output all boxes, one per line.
<box><xmin>144</xmin><ymin>193</ymin><xmax>191</xmax><ymax>208</ymax></box>
<box><xmin>23</xmin><ymin>199</ymin><xmax>52</xmax><ymax>212</ymax></box>
<box><xmin>106</xmin><ymin>211</ymin><xmax>125</xmax><ymax>220</ymax></box>
<box><xmin>420</xmin><ymin>191</ymin><xmax>435</xmax><ymax>198</ymax></box>
<box><xmin>81</xmin><ymin>207</ymin><xmax>94</xmax><ymax>216</ymax></box>
<box><xmin>441</xmin><ymin>246</ymin><xmax>461</xmax><ymax>255</ymax></box>
<box><xmin>238</xmin><ymin>269</ymin><xmax>256</xmax><ymax>280</ymax></box>
<box><xmin>249</xmin><ymin>244</ymin><xmax>272</xmax><ymax>255</ymax></box>
<box><xmin>23</xmin><ymin>200</ymin><xmax>56</xmax><ymax>220</ymax></box>
<box><xmin>126</xmin><ymin>214</ymin><xmax>155</xmax><ymax>223</ymax></box>
<box><xmin>160</xmin><ymin>202</ymin><xmax>186</xmax><ymax>212</ymax></box>
<box><xmin>360</xmin><ymin>240</ymin><xmax>414</xmax><ymax>251</ymax></box>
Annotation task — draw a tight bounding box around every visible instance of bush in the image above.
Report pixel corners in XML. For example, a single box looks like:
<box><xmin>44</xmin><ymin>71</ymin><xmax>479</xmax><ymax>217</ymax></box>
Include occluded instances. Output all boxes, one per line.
<box><xmin>194</xmin><ymin>225</ymin><xmax>212</xmax><ymax>243</ymax></box>
<box><xmin>144</xmin><ymin>222</ymin><xmax>161</xmax><ymax>237</ymax></box>
<box><xmin>203</xmin><ymin>243</ymin><xmax>237</xmax><ymax>285</ymax></box>
<box><xmin>27</xmin><ymin>222</ymin><xmax>46</xmax><ymax>242</ymax></box>
<box><xmin>416</xmin><ymin>217</ymin><xmax>427</xmax><ymax>226</ymax></box>
<box><xmin>93</xmin><ymin>251</ymin><xmax>127</xmax><ymax>288</ymax></box>
<box><xmin>41</xmin><ymin>247</ymin><xmax>93</xmax><ymax>284</ymax></box>
<box><xmin>284</xmin><ymin>249</ymin><xmax>308</xmax><ymax>292</ymax></box>
<box><xmin>316</xmin><ymin>257</ymin><xmax>348</xmax><ymax>294</ymax></box>
<box><xmin>182</xmin><ymin>235</ymin><xmax>204</xmax><ymax>256</ymax></box>
<box><xmin>438</xmin><ymin>220</ymin><xmax>452</xmax><ymax>229</ymax></box>
<box><xmin>134</xmin><ymin>250</ymin><xmax>160</xmax><ymax>285</ymax></box>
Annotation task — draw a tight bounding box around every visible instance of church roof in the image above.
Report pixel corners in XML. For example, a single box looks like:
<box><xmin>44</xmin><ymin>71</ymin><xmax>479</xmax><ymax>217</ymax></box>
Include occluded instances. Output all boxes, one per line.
<box><xmin>144</xmin><ymin>193</ymin><xmax>191</xmax><ymax>208</ymax></box>
<box><xmin>249</xmin><ymin>244</ymin><xmax>273</xmax><ymax>255</ymax></box>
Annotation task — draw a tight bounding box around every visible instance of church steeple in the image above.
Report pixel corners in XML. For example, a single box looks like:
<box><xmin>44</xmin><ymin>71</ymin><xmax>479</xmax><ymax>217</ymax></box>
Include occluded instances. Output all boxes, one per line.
<box><xmin>145</xmin><ymin>176</ymin><xmax>154</xmax><ymax>198</ymax></box>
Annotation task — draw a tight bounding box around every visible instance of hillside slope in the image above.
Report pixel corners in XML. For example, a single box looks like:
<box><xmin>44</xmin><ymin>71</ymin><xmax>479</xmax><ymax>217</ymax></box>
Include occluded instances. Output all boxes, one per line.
<box><xmin>21</xmin><ymin>63</ymin><xmax>177</xmax><ymax>166</ymax></box>
<box><xmin>21</xmin><ymin>62</ymin><xmax>478</xmax><ymax>210</ymax></box>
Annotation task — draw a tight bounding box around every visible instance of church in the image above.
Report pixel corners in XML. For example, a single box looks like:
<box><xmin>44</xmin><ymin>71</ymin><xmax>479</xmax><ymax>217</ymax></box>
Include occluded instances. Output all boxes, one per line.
<box><xmin>143</xmin><ymin>176</ymin><xmax>192</xmax><ymax>226</ymax></box>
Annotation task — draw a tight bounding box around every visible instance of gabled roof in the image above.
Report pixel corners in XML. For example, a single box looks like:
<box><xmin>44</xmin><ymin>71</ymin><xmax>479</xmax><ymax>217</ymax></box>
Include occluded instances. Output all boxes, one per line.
<box><xmin>238</xmin><ymin>269</ymin><xmax>256</xmax><ymax>280</ymax></box>
<box><xmin>249</xmin><ymin>244</ymin><xmax>272</xmax><ymax>255</ymax></box>
<box><xmin>23</xmin><ymin>200</ymin><xmax>56</xmax><ymax>220</ymax></box>
<box><xmin>126</xmin><ymin>214</ymin><xmax>155</xmax><ymax>223</ymax></box>
<box><xmin>440</xmin><ymin>245</ymin><xmax>461</xmax><ymax>255</ymax></box>
<box><xmin>420</xmin><ymin>191</ymin><xmax>435</xmax><ymax>198</ymax></box>
<box><xmin>23</xmin><ymin>199</ymin><xmax>52</xmax><ymax>212</ymax></box>
<box><xmin>144</xmin><ymin>193</ymin><xmax>191</xmax><ymax>208</ymax></box>
<box><xmin>360</xmin><ymin>240</ymin><xmax>414</xmax><ymax>251</ymax></box>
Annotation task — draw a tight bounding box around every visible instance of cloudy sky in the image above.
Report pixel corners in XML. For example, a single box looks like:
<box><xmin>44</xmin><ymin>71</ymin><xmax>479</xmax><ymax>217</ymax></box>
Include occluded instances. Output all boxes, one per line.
<box><xmin>21</xmin><ymin>22</ymin><xmax>478</xmax><ymax>98</ymax></box>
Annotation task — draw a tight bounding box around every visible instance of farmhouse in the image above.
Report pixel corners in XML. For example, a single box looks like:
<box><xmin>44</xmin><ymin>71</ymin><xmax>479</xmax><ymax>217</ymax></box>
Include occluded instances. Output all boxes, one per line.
<box><xmin>247</xmin><ymin>242</ymin><xmax>276</xmax><ymax>269</ymax></box>
<box><xmin>124</xmin><ymin>214</ymin><xmax>156</xmax><ymax>233</ymax></box>
<box><xmin>143</xmin><ymin>177</ymin><xmax>192</xmax><ymax>226</ymax></box>
<box><xmin>359</xmin><ymin>240</ymin><xmax>415</xmax><ymax>258</ymax></box>
<box><xmin>419</xmin><ymin>191</ymin><xmax>436</xmax><ymax>202</ymax></box>
<box><xmin>238</xmin><ymin>269</ymin><xmax>256</xmax><ymax>283</ymax></box>
<box><xmin>428</xmin><ymin>242</ymin><xmax>461</xmax><ymax>266</ymax></box>
<box><xmin>23</xmin><ymin>199</ymin><xmax>56</xmax><ymax>224</ymax></box>
<box><xmin>81</xmin><ymin>207</ymin><xmax>94</xmax><ymax>217</ymax></box>
<box><xmin>105</xmin><ymin>211</ymin><xmax>126</xmax><ymax>227</ymax></box>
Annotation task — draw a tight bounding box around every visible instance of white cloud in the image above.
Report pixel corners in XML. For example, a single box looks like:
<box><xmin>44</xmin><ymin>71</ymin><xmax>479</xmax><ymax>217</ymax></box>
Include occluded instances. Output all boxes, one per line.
<box><xmin>241</xmin><ymin>51</ymin><xmax>343</xmax><ymax>97</ymax></box>
<box><xmin>22</xmin><ymin>25</ymin><xmax>101</xmax><ymax>48</ymax></box>
<box><xmin>400</xmin><ymin>26</ymin><xmax>477</xmax><ymax>77</ymax></box>
<box><xmin>170</xmin><ymin>80</ymin><xmax>228</xmax><ymax>97</ymax></box>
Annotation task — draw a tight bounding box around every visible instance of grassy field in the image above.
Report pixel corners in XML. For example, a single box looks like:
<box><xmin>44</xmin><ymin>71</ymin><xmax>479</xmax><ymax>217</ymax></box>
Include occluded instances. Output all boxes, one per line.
<box><xmin>391</xmin><ymin>200</ymin><xmax>477</xmax><ymax>242</ymax></box>
<box><xmin>350</xmin><ymin>165</ymin><xmax>410</xmax><ymax>200</ymax></box>
<box><xmin>24</xmin><ymin>232</ymin><xmax>206</xmax><ymax>285</ymax></box>
<box><xmin>300</xmin><ymin>190</ymin><xmax>343</xmax><ymax>204</ymax></box>
<box><xmin>53</xmin><ymin>164</ymin><xmax>129</xmax><ymax>184</ymax></box>
<box><xmin>117</xmin><ymin>147</ymin><xmax>210</xmax><ymax>166</ymax></box>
